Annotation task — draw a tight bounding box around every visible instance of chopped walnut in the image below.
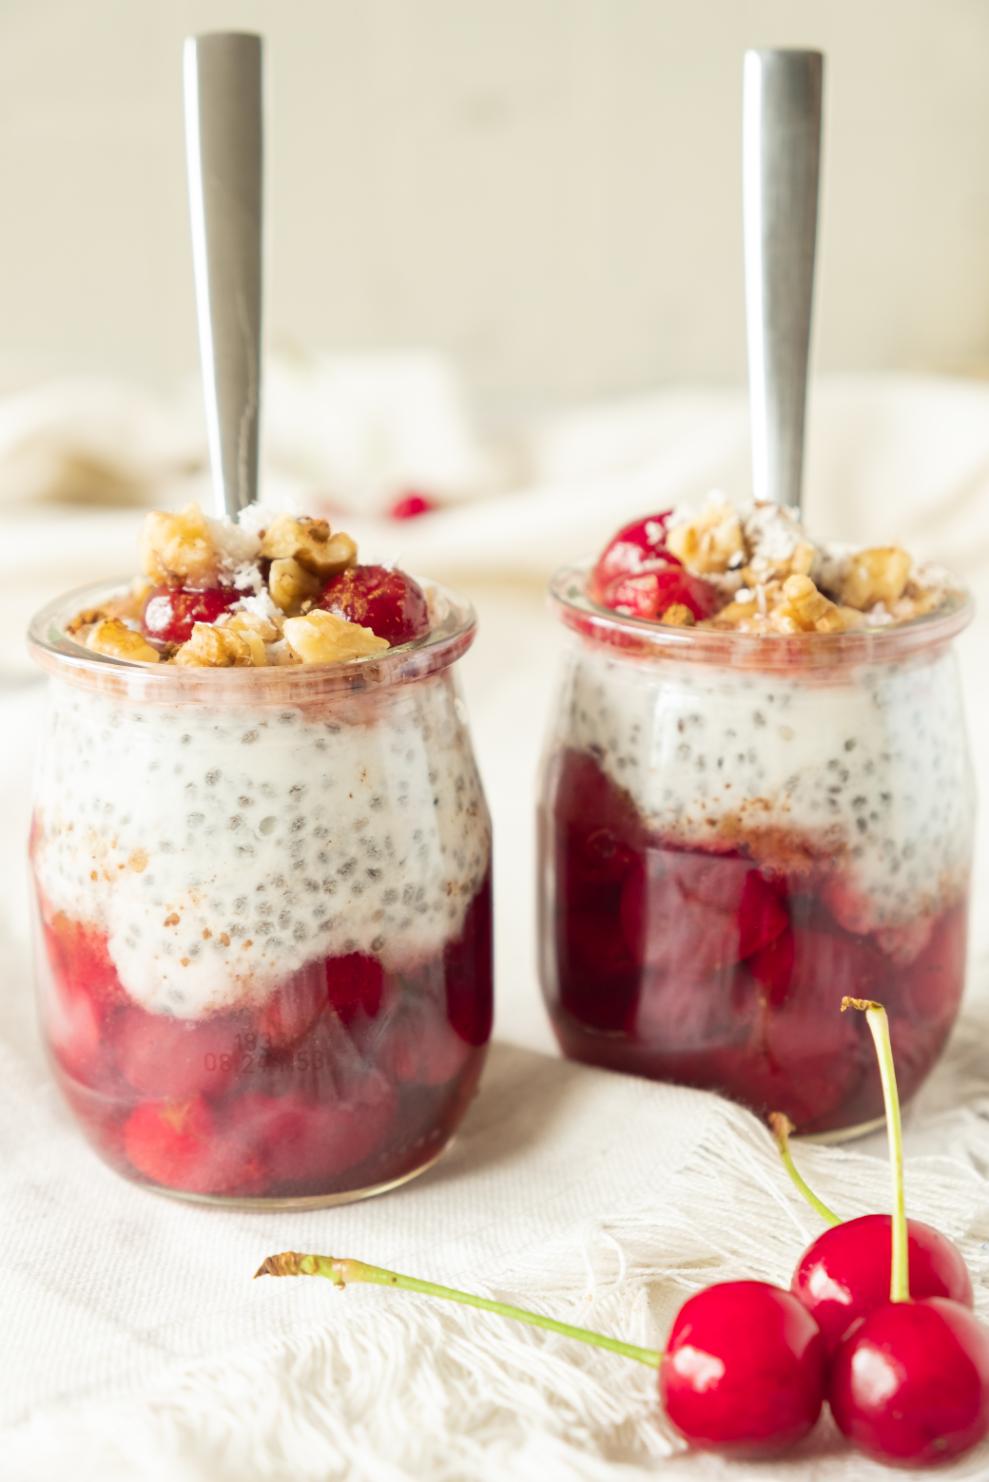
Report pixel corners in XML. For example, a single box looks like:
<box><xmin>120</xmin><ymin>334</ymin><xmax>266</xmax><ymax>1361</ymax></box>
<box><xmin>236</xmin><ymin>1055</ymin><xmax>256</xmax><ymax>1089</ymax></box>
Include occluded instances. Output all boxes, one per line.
<box><xmin>67</xmin><ymin>579</ymin><xmax>152</xmax><ymax>635</ymax></box>
<box><xmin>282</xmin><ymin>609</ymin><xmax>389</xmax><ymax>664</ymax></box>
<box><xmin>222</xmin><ymin>609</ymin><xmax>280</xmax><ymax>644</ymax></box>
<box><xmin>173</xmin><ymin>622</ymin><xmax>258</xmax><ymax>668</ymax></box>
<box><xmin>85</xmin><ymin>619</ymin><xmax>161</xmax><ymax>664</ymax></box>
<box><xmin>67</xmin><ymin>605</ymin><xmax>109</xmax><ymax>636</ymax></box>
<box><xmin>140</xmin><ymin>505</ymin><xmax>218</xmax><ymax>585</ymax></box>
<box><xmin>772</xmin><ymin>575</ymin><xmax>847</xmax><ymax>634</ymax></box>
<box><xmin>259</xmin><ymin>515</ymin><xmax>357</xmax><ymax>579</ymax></box>
<box><xmin>706</xmin><ymin>588</ymin><xmax>767</xmax><ymax>631</ymax></box>
<box><xmin>705</xmin><ymin>576</ymin><xmax>848</xmax><ymax>635</ymax></box>
<box><xmin>660</xmin><ymin>603</ymin><xmax>695</xmax><ymax>627</ymax></box>
<box><xmin>743</xmin><ymin>540</ymin><xmax>815</xmax><ymax>589</ymax></box>
<box><xmin>668</xmin><ymin>503</ymin><xmax>744</xmax><ymax>575</ymax></box>
<box><xmin>213</xmin><ymin>610</ymin><xmax>277</xmax><ymax>665</ymax></box>
<box><xmin>888</xmin><ymin>582</ymin><xmax>943</xmax><ymax>624</ymax></box>
<box><xmin>268</xmin><ymin>556</ymin><xmax>322</xmax><ymax>613</ymax></box>
<box><xmin>839</xmin><ymin>547</ymin><xmax>912</xmax><ymax>610</ymax></box>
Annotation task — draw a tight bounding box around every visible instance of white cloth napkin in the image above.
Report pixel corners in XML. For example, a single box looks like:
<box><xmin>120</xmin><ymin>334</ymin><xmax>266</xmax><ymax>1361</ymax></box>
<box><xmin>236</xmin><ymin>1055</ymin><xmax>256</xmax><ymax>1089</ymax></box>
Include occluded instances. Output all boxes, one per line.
<box><xmin>3</xmin><ymin>369</ymin><xmax>989</xmax><ymax>1479</ymax></box>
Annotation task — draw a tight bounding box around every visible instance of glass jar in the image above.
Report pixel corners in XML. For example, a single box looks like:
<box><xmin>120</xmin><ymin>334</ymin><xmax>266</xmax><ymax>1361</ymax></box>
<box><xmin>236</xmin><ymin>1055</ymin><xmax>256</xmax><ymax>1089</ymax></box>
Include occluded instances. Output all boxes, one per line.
<box><xmin>538</xmin><ymin>566</ymin><xmax>974</xmax><ymax>1137</ymax></box>
<box><xmin>29</xmin><ymin>580</ymin><xmax>492</xmax><ymax>1206</ymax></box>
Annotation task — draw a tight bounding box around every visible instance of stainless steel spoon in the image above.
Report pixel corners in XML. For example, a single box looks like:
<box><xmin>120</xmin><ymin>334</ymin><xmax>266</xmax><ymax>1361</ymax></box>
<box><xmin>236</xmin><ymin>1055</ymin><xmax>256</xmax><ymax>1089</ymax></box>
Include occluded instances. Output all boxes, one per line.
<box><xmin>183</xmin><ymin>32</ymin><xmax>264</xmax><ymax>518</ymax></box>
<box><xmin>743</xmin><ymin>48</ymin><xmax>823</xmax><ymax>512</ymax></box>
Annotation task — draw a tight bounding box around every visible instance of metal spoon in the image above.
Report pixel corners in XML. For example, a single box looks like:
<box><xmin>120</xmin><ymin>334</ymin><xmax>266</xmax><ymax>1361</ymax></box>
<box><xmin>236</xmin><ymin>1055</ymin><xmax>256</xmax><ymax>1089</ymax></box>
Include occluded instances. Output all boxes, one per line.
<box><xmin>183</xmin><ymin>32</ymin><xmax>264</xmax><ymax>518</ymax></box>
<box><xmin>743</xmin><ymin>48</ymin><xmax>823</xmax><ymax>512</ymax></box>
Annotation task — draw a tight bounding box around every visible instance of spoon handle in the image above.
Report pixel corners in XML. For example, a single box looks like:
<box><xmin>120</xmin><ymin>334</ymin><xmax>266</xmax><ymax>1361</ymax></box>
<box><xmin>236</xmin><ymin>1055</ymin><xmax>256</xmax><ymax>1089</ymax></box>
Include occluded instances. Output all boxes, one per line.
<box><xmin>743</xmin><ymin>48</ymin><xmax>823</xmax><ymax>512</ymax></box>
<box><xmin>183</xmin><ymin>32</ymin><xmax>263</xmax><ymax>518</ymax></box>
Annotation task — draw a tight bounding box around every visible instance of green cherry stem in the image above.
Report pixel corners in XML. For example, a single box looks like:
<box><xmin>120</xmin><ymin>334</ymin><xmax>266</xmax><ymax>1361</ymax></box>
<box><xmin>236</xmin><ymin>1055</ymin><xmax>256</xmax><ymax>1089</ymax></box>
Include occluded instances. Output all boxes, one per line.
<box><xmin>842</xmin><ymin>997</ymin><xmax>909</xmax><ymax>1303</ymax></box>
<box><xmin>255</xmin><ymin>1252</ymin><xmax>662</xmax><ymax>1369</ymax></box>
<box><xmin>768</xmin><ymin>1111</ymin><xmax>842</xmax><ymax>1227</ymax></box>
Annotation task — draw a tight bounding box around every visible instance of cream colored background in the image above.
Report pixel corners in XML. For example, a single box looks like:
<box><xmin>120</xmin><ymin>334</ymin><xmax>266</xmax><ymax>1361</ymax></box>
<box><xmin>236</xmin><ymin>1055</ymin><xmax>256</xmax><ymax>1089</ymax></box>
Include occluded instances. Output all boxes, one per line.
<box><xmin>1</xmin><ymin>0</ymin><xmax>987</xmax><ymax>405</ymax></box>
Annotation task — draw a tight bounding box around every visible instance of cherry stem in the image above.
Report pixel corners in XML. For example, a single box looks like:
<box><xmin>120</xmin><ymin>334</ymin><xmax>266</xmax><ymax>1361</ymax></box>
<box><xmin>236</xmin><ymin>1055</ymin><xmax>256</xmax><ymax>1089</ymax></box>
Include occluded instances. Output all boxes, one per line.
<box><xmin>842</xmin><ymin>997</ymin><xmax>909</xmax><ymax>1303</ymax></box>
<box><xmin>768</xmin><ymin>1112</ymin><xmax>842</xmax><ymax>1227</ymax></box>
<box><xmin>255</xmin><ymin>1252</ymin><xmax>662</xmax><ymax>1369</ymax></box>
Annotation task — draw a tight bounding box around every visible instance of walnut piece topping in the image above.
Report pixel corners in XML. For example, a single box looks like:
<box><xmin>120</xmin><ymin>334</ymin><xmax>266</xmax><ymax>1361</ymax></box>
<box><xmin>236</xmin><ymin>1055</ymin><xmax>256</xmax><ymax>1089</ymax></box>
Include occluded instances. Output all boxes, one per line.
<box><xmin>668</xmin><ymin>503</ymin><xmax>744</xmax><ymax>574</ymax></box>
<box><xmin>260</xmin><ymin>515</ymin><xmax>358</xmax><ymax>578</ymax></box>
<box><xmin>222</xmin><ymin>609</ymin><xmax>280</xmax><ymax>645</ymax></box>
<box><xmin>173</xmin><ymin>622</ymin><xmax>259</xmax><ymax>668</ymax></box>
<box><xmin>282</xmin><ymin>609</ymin><xmax>389</xmax><ymax>664</ymax></box>
<box><xmin>743</xmin><ymin>539</ymin><xmax>815</xmax><ymax>588</ymax></box>
<box><xmin>708</xmin><ymin>576</ymin><xmax>850</xmax><ymax>635</ymax></box>
<box><xmin>85</xmin><ymin>619</ymin><xmax>161</xmax><ymax>663</ymax></box>
<box><xmin>268</xmin><ymin>556</ymin><xmax>322</xmax><ymax>614</ymax></box>
<box><xmin>773</xmin><ymin>574</ymin><xmax>847</xmax><ymax>633</ymax></box>
<box><xmin>68</xmin><ymin>579</ymin><xmax>151</xmax><ymax>635</ymax></box>
<box><xmin>660</xmin><ymin>603</ymin><xmax>695</xmax><ymax>627</ymax></box>
<box><xmin>838</xmin><ymin>547</ymin><xmax>912</xmax><ymax>610</ymax></box>
<box><xmin>140</xmin><ymin>504</ymin><xmax>218</xmax><ymax>585</ymax></box>
<box><xmin>889</xmin><ymin>582</ymin><xmax>943</xmax><ymax>623</ymax></box>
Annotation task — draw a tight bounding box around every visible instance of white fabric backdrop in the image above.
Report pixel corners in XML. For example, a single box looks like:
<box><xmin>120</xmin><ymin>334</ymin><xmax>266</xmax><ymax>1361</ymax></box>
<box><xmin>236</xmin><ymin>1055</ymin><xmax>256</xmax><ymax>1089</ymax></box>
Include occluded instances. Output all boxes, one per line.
<box><xmin>1</xmin><ymin>370</ymin><xmax>988</xmax><ymax>1479</ymax></box>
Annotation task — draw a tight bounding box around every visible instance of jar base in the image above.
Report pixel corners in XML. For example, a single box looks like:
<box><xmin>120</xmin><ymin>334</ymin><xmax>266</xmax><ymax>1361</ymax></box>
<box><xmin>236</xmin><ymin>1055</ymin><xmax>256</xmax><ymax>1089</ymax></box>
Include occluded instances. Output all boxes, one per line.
<box><xmin>136</xmin><ymin>1140</ymin><xmax>451</xmax><ymax>1211</ymax></box>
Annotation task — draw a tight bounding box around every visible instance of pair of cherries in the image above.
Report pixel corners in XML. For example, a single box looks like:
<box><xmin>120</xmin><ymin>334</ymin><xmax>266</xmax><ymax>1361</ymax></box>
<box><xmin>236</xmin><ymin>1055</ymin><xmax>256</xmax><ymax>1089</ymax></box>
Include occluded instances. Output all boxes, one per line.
<box><xmin>258</xmin><ymin>999</ymin><xmax>989</xmax><ymax>1468</ymax></box>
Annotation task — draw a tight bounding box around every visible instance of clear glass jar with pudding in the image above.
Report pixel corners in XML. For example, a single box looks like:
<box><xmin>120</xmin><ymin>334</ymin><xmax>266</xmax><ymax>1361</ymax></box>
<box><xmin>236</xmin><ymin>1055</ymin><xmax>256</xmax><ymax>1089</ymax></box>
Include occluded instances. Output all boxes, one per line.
<box><xmin>28</xmin><ymin>506</ymin><xmax>492</xmax><ymax>1205</ymax></box>
<box><xmin>538</xmin><ymin>502</ymin><xmax>974</xmax><ymax>1137</ymax></box>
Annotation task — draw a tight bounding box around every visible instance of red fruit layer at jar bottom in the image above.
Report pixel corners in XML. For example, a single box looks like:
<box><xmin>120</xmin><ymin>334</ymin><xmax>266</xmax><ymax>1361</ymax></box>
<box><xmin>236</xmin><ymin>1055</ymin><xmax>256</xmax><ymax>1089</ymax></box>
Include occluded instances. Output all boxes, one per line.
<box><xmin>38</xmin><ymin>874</ymin><xmax>492</xmax><ymax>1200</ymax></box>
<box><xmin>540</xmin><ymin>749</ymin><xmax>967</xmax><ymax>1134</ymax></box>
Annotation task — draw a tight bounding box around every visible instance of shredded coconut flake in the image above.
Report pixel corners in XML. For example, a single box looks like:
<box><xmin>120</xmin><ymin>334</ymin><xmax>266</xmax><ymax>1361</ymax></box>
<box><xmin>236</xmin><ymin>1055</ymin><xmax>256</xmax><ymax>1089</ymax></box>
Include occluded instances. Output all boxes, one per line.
<box><xmin>233</xmin><ymin>589</ymin><xmax>283</xmax><ymax>625</ymax></box>
<box><xmin>231</xmin><ymin>563</ymin><xmax>265</xmax><ymax>595</ymax></box>
<box><xmin>207</xmin><ymin>517</ymin><xmax>262</xmax><ymax>574</ymax></box>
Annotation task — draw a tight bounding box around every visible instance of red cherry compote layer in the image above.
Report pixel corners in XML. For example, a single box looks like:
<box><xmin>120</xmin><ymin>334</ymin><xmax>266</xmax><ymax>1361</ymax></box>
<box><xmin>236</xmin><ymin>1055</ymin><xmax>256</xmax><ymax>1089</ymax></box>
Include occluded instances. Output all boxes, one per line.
<box><xmin>36</xmin><ymin>874</ymin><xmax>491</xmax><ymax>1200</ymax></box>
<box><xmin>540</xmin><ymin>749</ymin><xmax>966</xmax><ymax>1134</ymax></box>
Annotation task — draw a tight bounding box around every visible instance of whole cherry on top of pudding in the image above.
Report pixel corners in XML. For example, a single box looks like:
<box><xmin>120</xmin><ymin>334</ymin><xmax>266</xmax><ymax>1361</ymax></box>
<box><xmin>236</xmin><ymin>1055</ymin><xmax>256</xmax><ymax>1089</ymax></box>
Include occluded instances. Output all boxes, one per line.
<box><xmin>588</xmin><ymin>512</ymin><xmax>722</xmax><ymax>622</ymax></box>
<box><xmin>68</xmin><ymin>502</ymin><xmax>431</xmax><ymax>665</ymax></box>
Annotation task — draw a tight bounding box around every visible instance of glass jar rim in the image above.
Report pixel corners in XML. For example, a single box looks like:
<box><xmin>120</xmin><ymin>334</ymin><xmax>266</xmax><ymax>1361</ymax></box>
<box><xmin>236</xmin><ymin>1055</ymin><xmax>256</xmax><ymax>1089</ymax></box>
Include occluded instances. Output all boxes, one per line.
<box><xmin>28</xmin><ymin>576</ymin><xmax>477</xmax><ymax>704</ymax></box>
<box><xmin>549</xmin><ymin>561</ymin><xmax>973</xmax><ymax>671</ymax></box>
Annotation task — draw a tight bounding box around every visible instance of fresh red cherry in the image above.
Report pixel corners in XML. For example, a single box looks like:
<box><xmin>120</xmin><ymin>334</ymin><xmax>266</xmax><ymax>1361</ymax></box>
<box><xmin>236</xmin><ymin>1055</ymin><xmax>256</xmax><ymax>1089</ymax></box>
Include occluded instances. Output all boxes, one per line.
<box><xmin>659</xmin><ymin>1281</ymin><xmax>826</xmax><ymax>1457</ymax></box>
<box><xmin>317</xmin><ymin>564</ymin><xmax>430</xmax><ymax>645</ymax></box>
<box><xmin>793</xmin><ymin>1215</ymin><xmax>974</xmax><ymax>1355</ymax></box>
<box><xmin>598</xmin><ymin>567</ymin><xmax>721</xmax><ymax>622</ymax></box>
<box><xmin>591</xmin><ymin>512</ymin><xmax>675</xmax><ymax>593</ymax></box>
<box><xmin>389</xmin><ymin>491</ymin><xmax>436</xmax><ymax>520</ymax></box>
<box><xmin>589</xmin><ymin>511</ymin><xmax>721</xmax><ymax>621</ymax></box>
<box><xmin>142</xmin><ymin>584</ymin><xmax>239</xmax><ymax>644</ymax></box>
<box><xmin>829</xmin><ymin>1298</ymin><xmax>989</xmax><ymax>1467</ymax></box>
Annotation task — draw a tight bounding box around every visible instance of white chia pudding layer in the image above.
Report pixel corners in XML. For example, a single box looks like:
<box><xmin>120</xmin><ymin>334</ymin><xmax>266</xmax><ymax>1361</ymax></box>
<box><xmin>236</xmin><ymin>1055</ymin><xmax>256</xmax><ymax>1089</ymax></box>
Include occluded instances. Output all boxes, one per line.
<box><xmin>34</xmin><ymin>673</ymin><xmax>491</xmax><ymax>1017</ymax></box>
<box><xmin>557</xmin><ymin>643</ymin><xmax>973</xmax><ymax>928</ymax></box>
